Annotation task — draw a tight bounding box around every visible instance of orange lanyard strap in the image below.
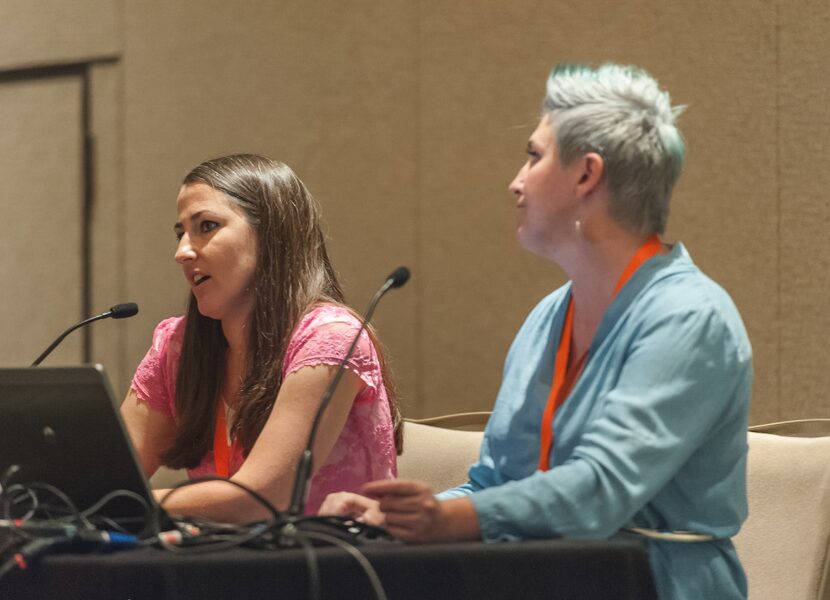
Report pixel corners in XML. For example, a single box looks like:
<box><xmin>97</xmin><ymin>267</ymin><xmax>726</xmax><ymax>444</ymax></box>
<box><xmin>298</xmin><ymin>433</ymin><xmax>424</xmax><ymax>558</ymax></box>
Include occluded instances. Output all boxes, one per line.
<box><xmin>537</xmin><ymin>299</ymin><xmax>577</xmax><ymax>472</ymax></box>
<box><xmin>613</xmin><ymin>235</ymin><xmax>663</xmax><ymax>296</ymax></box>
<box><xmin>537</xmin><ymin>234</ymin><xmax>662</xmax><ymax>471</ymax></box>
<box><xmin>214</xmin><ymin>402</ymin><xmax>230</xmax><ymax>478</ymax></box>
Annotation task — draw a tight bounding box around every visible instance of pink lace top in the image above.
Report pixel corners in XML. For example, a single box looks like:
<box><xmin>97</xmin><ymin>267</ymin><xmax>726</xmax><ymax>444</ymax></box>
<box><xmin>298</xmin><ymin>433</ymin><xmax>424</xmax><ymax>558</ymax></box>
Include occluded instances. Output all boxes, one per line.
<box><xmin>131</xmin><ymin>304</ymin><xmax>397</xmax><ymax>514</ymax></box>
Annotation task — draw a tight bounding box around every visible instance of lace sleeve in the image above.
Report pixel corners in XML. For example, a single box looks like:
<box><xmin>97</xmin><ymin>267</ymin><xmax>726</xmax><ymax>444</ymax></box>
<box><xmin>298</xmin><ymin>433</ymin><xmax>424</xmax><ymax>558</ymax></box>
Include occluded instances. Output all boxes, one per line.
<box><xmin>130</xmin><ymin>317</ymin><xmax>183</xmax><ymax>419</ymax></box>
<box><xmin>282</xmin><ymin>307</ymin><xmax>382</xmax><ymax>402</ymax></box>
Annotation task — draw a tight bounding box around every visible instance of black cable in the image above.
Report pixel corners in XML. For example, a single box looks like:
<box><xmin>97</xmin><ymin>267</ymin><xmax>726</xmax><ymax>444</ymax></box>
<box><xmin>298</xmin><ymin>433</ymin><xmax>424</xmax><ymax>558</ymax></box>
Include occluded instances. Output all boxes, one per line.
<box><xmin>0</xmin><ymin>556</ymin><xmax>19</xmax><ymax>581</ymax></box>
<box><xmin>291</xmin><ymin>528</ymin><xmax>321</xmax><ymax>600</ymax></box>
<box><xmin>0</xmin><ymin>482</ymin><xmax>150</xmax><ymax>585</ymax></box>
<box><xmin>0</xmin><ymin>465</ymin><xmax>20</xmax><ymax>491</ymax></box>
<box><xmin>89</xmin><ymin>515</ymin><xmax>132</xmax><ymax>535</ymax></box>
<box><xmin>0</xmin><ymin>474</ymin><xmax>388</xmax><ymax>600</ymax></box>
<box><xmin>299</xmin><ymin>529</ymin><xmax>388</xmax><ymax>600</ymax></box>
<box><xmin>0</xmin><ymin>528</ymin><xmax>27</xmax><ymax>556</ymax></box>
<box><xmin>79</xmin><ymin>489</ymin><xmax>154</xmax><ymax>535</ymax></box>
<box><xmin>4</xmin><ymin>483</ymin><xmax>92</xmax><ymax>528</ymax></box>
<box><xmin>0</xmin><ymin>525</ymin><xmax>29</xmax><ymax>581</ymax></box>
<box><xmin>81</xmin><ymin>489</ymin><xmax>151</xmax><ymax>520</ymax></box>
<box><xmin>2</xmin><ymin>487</ymin><xmax>37</xmax><ymax>522</ymax></box>
<box><xmin>157</xmin><ymin>523</ymin><xmax>271</xmax><ymax>555</ymax></box>
<box><xmin>152</xmin><ymin>477</ymin><xmax>281</xmax><ymax>554</ymax></box>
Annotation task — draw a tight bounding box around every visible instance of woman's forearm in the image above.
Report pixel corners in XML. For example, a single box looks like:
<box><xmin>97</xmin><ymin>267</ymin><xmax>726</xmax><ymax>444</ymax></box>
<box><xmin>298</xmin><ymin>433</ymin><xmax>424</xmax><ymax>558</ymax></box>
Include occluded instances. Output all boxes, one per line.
<box><xmin>154</xmin><ymin>478</ymin><xmax>287</xmax><ymax>523</ymax></box>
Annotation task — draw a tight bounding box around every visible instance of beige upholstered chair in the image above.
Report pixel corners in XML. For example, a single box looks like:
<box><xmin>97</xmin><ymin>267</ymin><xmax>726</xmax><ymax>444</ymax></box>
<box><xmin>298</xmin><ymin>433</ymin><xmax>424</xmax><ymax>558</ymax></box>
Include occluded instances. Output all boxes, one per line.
<box><xmin>397</xmin><ymin>412</ymin><xmax>488</xmax><ymax>492</ymax></box>
<box><xmin>734</xmin><ymin>419</ymin><xmax>830</xmax><ymax>600</ymax></box>
<box><xmin>151</xmin><ymin>412</ymin><xmax>491</xmax><ymax>492</ymax></box>
<box><xmin>150</xmin><ymin>465</ymin><xmax>187</xmax><ymax>489</ymax></box>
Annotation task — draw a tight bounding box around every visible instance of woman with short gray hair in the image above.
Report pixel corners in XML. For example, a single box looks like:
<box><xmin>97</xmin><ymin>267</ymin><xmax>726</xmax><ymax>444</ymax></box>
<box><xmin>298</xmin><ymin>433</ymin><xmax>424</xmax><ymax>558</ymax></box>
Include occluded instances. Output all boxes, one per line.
<box><xmin>322</xmin><ymin>64</ymin><xmax>751</xmax><ymax>600</ymax></box>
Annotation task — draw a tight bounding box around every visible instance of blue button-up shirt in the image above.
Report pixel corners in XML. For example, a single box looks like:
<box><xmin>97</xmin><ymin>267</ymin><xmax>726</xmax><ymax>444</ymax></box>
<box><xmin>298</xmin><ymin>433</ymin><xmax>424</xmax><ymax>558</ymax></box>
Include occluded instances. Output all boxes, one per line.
<box><xmin>440</xmin><ymin>244</ymin><xmax>752</xmax><ymax>599</ymax></box>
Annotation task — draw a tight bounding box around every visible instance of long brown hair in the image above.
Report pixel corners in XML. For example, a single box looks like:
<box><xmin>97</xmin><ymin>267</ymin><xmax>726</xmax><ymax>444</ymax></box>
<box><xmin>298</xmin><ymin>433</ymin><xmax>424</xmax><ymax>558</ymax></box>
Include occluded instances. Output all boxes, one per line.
<box><xmin>161</xmin><ymin>154</ymin><xmax>402</xmax><ymax>468</ymax></box>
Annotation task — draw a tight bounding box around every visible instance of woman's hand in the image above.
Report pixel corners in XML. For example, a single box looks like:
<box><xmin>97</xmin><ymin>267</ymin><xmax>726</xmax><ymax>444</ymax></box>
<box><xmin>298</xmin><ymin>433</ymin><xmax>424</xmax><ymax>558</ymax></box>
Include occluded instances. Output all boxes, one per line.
<box><xmin>318</xmin><ymin>492</ymin><xmax>385</xmax><ymax>526</ymax></box>
<box><xmin>361</xmin><ymin>479</ymin><xmax>481</xmax><ymax>543</ymax></box>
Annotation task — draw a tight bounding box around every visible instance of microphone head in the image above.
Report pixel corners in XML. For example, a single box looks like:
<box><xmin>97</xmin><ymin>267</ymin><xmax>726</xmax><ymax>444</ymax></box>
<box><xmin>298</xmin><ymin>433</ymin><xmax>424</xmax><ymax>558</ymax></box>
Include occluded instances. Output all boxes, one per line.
<box><xmin>110</xmin><ymin>303</ymin><xmax>139</xmax><ymax>319</ymax></box>
<box><xmin>387</xmin><ymin>266</ymin><xmax>411</xmax><ymax>289</ymax></box>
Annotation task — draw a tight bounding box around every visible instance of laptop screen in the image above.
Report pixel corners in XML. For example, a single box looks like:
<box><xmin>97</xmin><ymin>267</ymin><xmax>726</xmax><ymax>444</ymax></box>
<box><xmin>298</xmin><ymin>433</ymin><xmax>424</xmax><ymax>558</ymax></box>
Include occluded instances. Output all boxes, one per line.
<box><xmin>0</xmin><ymin>365</ymin><xmax>157</xmax><ymax>531</ymax></box>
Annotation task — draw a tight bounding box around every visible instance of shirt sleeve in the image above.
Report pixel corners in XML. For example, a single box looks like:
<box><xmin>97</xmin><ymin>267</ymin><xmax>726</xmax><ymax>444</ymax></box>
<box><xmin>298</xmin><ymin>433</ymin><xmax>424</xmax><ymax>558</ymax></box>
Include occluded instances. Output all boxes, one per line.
<box><xmin>468</xmin><ymin>305</ymin><xmax>751</xmax><ymax>541</ymax></box>
<box><xmin>283</xmin><ymin>312</ymin><xmax>380</xmax><ymax>400</ymax></box>
<box><xmin>130</xmin><ymin>317</ymin><xmax>182</xmax><ymax>419</ymax></box>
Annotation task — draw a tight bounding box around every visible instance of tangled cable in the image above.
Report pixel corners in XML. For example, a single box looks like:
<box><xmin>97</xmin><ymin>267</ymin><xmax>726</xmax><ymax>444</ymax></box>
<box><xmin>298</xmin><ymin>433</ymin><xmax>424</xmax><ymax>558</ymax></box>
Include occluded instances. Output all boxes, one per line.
<box><xmin>0</xmin><ymin>469</ymin><xmax>391</xmax><ymax>600</ymax></box>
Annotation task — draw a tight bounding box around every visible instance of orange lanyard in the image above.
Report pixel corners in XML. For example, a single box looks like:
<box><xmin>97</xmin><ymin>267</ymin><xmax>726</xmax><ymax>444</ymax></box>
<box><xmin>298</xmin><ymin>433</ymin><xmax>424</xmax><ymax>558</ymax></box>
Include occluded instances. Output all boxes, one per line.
<box><xmin>537</xmin><ymin>235</ymin><xmax>662</xmax><ymax>471</ymax></box>
<box><xmin>214</xmin><ymin>401</ymin><xmax>239</xmax><ymax>478</ymax></box>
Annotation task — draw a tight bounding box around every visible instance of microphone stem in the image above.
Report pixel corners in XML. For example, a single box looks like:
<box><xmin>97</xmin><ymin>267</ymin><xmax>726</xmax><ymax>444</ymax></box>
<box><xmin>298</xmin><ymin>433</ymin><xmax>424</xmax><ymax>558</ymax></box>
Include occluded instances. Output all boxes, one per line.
<box><xmin>30</xmin><ymin>311</ymin><xmax>111</xmax><ymax>367</ymax></box>
<box><xmin>287</xmin><ymin>279</ymin><xmax>395</xmax><ymax>516</ymax></box>
<box><xmin>305</xmin><ymin>280</ymin><xmax>392</xmax><ymax>446</ymax></box>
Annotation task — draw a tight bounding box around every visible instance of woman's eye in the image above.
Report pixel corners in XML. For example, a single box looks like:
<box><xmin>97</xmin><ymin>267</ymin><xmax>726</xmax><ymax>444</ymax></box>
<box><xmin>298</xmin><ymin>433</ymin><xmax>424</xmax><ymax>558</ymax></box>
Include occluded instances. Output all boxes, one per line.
<box><xmin>174</xmin><ymin>231</ymin><xmax>184</xmax><ymax>242</ymax></box>
<box><xmin>200</xmin><ymin>221</ymin><xmax>218</xmax><ymax>233</ymax></box>
<box><xmin>527</xmin><ymin>150</ymin><xmax>541</xmax><ymax>162</ymax></box>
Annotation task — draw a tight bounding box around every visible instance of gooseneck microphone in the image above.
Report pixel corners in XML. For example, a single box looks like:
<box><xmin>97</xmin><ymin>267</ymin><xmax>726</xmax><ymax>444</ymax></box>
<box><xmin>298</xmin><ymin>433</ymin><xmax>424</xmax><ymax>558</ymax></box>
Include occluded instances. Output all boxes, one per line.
<box><xmin>287</xmin><ymin>267</ymin><xmax>410</xmax><ymax>517</ymax></box>
<box><xmin>31</xmin><ymin>303</ymin><xmax>139</xmax><ymax>367</ymax></box>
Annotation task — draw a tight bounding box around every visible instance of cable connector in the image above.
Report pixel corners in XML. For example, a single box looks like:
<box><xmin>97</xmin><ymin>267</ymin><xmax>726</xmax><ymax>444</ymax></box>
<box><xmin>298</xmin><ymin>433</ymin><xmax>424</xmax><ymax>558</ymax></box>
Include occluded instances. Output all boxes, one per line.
<box><xmin>7</xmin><ymin>529</ymin><xmax>138</xmax><ymax>572</ymax></box>
<box><xmin>13</xmin><ymin>537</ymin><xmax>70</xmax><ymax>571</ymax></box>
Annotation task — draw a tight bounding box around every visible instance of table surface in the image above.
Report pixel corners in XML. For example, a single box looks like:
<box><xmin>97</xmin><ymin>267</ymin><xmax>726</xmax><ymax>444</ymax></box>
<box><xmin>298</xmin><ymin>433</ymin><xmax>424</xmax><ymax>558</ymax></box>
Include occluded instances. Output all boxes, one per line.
<box><xmin>1</xmin><ymin>536</ymin><xmax>657</xmax><ymax>600</ymax></box>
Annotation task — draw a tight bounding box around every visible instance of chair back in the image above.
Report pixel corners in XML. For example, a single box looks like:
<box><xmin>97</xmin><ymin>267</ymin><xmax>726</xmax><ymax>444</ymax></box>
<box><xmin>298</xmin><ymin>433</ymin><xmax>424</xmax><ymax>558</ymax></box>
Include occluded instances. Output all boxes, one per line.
<box><xmin>733</xmin><ymin>421</ymin><xmax>830</xmax><ymax>600</ymax></box>
<box><xmin>153</xmin><ymin>413</ymin><xmax>491</xmax><ymax>497</ymax></box>
<box><xmin>398</xmin><ymin>414</ymin><xmax>487</xmax><ymax>493</ymax></box>
<box><xmin>150</xmin><ymin>465</ymin><xmax>187</xmax><ymax>489</ymax></box>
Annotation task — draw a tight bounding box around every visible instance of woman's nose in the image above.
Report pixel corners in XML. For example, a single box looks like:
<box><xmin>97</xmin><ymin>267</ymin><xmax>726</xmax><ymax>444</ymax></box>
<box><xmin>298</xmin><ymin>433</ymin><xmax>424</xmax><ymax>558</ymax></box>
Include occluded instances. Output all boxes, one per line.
<box><xmin>175</xmin><ymin>235</ymin><xmax>196</xmax><ymax>263</ymax></box>
<box><xmin>509</xmin><ymin>164</ymin><xmax>526</xmax><ymax>196</ymax></box>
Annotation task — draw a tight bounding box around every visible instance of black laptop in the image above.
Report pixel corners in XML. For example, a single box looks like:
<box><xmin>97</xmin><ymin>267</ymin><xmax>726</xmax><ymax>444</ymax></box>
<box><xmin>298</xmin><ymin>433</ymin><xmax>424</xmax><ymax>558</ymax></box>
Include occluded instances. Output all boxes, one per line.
<box><xmin>0</xmin><ymin>365</ymin><xmax>164</xmax><ymax>533</ymax></box>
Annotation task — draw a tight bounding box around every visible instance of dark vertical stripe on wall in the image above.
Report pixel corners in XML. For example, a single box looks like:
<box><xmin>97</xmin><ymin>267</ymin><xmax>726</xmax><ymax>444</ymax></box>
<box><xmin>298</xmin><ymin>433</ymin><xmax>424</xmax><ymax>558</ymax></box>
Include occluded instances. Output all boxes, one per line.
<box><xmin>81</xmin><ymin>68</ymin><xmax>94</xmax><ymax>362</ymax></box>
<box><xmin>774</xmin><ymin>1</ymin><xmax>781</xmax><ymax>420</ymax></box>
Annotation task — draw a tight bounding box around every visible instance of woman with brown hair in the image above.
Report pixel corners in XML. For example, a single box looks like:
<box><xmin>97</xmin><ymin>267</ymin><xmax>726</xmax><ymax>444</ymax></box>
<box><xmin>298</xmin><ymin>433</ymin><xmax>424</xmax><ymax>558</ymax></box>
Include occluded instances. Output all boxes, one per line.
<box><xmin>121</xmin><ymin>154</ymin><xmax>401</xmax><ymax>521</ymax></box>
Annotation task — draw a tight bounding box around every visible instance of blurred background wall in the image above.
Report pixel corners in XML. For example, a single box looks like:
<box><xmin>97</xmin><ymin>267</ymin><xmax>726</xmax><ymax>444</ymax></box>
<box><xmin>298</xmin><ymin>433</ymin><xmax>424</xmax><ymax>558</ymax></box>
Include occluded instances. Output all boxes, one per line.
<box><xmin>1</xmin><ymin>1</ymin><xmax>826</xmax><ymax>424</ymax></box>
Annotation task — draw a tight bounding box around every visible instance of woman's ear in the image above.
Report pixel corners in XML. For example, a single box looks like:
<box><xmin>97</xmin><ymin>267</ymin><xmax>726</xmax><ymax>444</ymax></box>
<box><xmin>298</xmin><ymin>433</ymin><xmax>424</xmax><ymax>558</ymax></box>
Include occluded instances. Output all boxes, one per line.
<box><xmin>574</xmin><ymin>152</ymin><xmax>604</xmax><ymax>198</ymax></box>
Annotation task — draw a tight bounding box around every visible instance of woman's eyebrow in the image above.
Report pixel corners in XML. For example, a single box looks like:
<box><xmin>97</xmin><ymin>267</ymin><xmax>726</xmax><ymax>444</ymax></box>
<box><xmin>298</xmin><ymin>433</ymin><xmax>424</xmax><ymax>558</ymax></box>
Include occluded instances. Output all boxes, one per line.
<box><xmin>174</xmin><ymin>210</ymin><xmax>209</xmax><ymax>230</ymax></box>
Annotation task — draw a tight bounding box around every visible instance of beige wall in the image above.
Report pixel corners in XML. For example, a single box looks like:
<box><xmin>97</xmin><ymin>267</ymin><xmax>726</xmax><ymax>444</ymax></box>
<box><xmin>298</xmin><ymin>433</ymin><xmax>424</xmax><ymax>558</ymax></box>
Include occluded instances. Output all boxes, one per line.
<box><xmin>0</xmin><ymin>76</ymin><xmax>84</xmax><ymax>366</ymax></box>
<box><xmin>2</xmin><ymin>1</ymin><xmax>828</xmax><ymax>424</ymax></box>
<box><xmin>0</xmin><ymin>0</ymin><xmax>121</xmax><ymax>370</ymax></box>
<box><xmin>0</xmin><ymin>0</ymin><xmax>119</xmax><ymax>70</ymax></box>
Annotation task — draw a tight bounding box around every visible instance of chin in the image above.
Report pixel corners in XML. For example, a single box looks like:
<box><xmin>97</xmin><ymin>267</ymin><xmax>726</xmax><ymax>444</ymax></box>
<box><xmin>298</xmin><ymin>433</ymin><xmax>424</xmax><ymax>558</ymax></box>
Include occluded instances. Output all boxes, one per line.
<box><xmin>516</xmin><ymin>231</ymin><xmax>538</xmax><ymax>254</ymax></box>
<box><xmin>194</xmin><ymin>300</ymin><xmax>222</xmax><ymax>321</ymax></box>
<box><xmin>518</xmin><ymin>237</ymin><xmax>554</xmax><ymax>261</ymax></box>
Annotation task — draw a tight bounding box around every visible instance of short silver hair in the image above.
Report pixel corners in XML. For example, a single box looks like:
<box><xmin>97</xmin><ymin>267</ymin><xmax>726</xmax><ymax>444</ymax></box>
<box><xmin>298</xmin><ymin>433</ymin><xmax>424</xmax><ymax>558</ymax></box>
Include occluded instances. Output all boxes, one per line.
<box><xmin>543</xmin><ymin>64</ymin><xmax>685</xmax><ymax>235</ymax></box>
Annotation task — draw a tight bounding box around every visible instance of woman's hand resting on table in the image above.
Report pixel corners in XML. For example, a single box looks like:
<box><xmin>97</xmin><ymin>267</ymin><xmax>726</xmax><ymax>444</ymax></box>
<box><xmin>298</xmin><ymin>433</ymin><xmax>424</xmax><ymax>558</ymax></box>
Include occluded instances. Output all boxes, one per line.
<box><xmin>318</xmin><ymin>490</ymin><xmax>386</xmax><ymax>526</ymax></box>
<box><xmin>319</xmin><ymin>479</ymin><xmax>481</xmax><ymax>543</ymax></box>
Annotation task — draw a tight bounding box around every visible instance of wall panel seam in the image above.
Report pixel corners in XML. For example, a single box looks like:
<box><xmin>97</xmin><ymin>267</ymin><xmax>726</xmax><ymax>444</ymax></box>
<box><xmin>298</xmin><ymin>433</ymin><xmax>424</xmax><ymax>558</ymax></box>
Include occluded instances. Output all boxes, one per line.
<box><xmin>774</xmin><ymin>0</ymin><xmax>781</xmax><ymax>421</ymax></box>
